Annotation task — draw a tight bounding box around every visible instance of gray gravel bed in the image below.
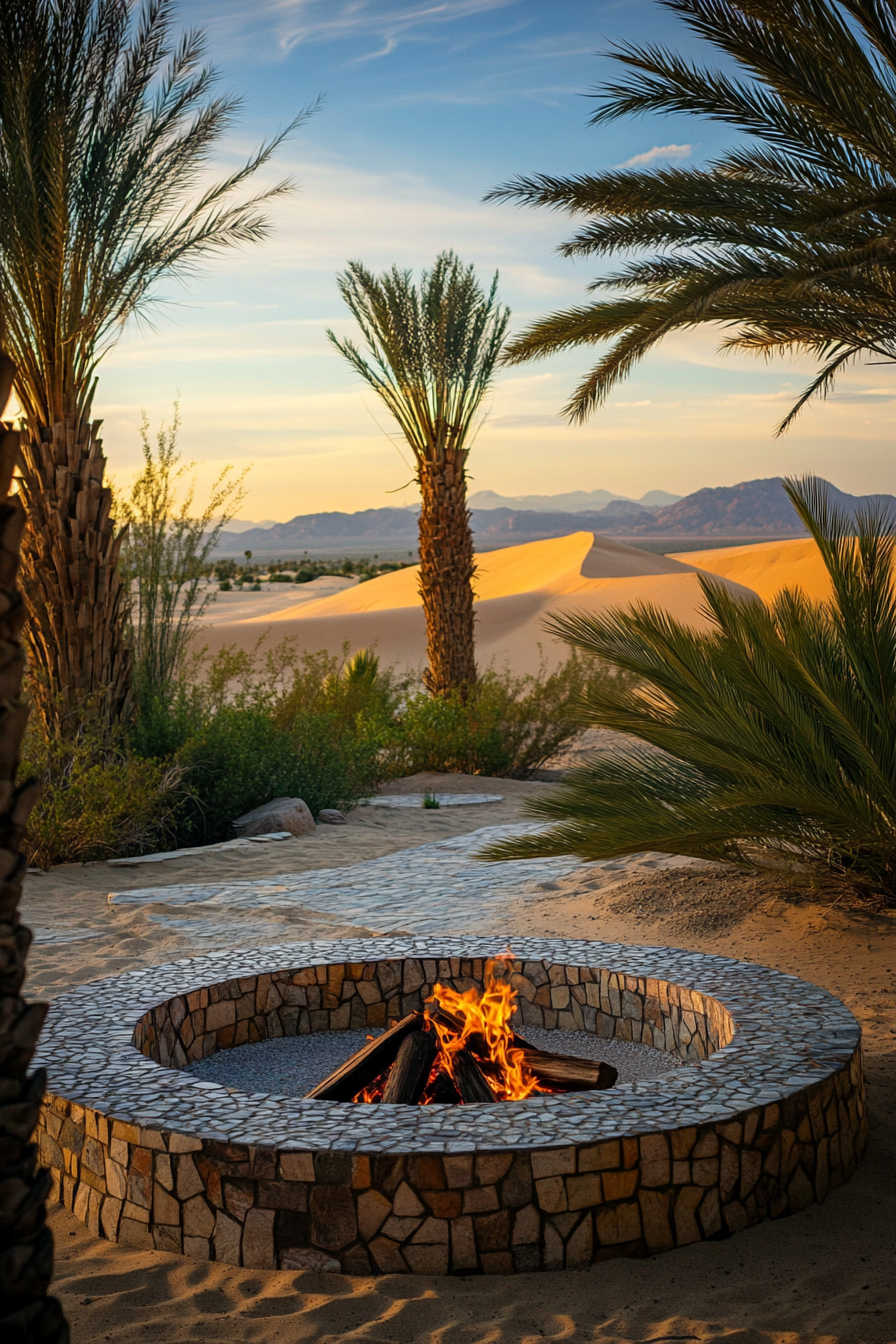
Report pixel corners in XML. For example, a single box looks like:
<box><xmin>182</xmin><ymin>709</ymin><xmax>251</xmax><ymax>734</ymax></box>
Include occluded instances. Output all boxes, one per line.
<box><xmin>182</xmin><ymin>1026</ymin><xmax>682</xmax><ymax>1099</ymax></box>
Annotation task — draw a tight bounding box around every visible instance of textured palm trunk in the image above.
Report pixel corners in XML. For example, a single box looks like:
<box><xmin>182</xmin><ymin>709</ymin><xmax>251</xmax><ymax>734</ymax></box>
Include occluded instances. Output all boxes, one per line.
<box><xmin>417</xmin><ymin>445</ymin><xmax>477</xmax><ymax>696</ymax></box>
<box><xmin>16</xmin><ymin>415</ymin><xmax>131</xmax><ymax>738</ymax></box>
<box><xmin>0</xmin><ymin>419</ymin><xmax>69</xmax><ymax>1341</ymax></box>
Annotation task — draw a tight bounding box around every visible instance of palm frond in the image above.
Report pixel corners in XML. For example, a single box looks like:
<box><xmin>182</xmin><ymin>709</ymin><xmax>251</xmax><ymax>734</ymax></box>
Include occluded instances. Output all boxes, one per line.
<box><xmin>487</xmin><ymin>0</ymin><xmax>896</xmax><ymax>433</ymax></box>
<box><xmin>482</xmin><ymin>478</ymin><xmax>896</xmax><ymax>900</ymax></box>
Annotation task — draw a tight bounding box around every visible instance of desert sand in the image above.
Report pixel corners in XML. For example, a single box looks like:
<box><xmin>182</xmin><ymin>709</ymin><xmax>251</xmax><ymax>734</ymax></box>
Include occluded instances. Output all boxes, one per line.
<box><xmin>672</xmin><ymin>538</ymin><xmax>833</xmax><ymax>605</ymax></box>
<box><xmin>22</xmin><ymin>769</ymin><xmax>896</xmax><ymax>1344</ymax></box>
<box><xmin>195</xmin><ymin>533</ymin><xmax>760</xmax><ymax>676</ymax></box>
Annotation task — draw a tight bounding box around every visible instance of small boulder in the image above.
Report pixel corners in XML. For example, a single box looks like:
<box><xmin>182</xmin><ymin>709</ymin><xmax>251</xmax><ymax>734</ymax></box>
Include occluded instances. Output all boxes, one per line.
<box><xmin>233</xmin><ymin>797</ymin><xmax>315</xmax><ymax>838</ymax></box>
<box><xmin>318</xmin><ymin>809</ymin><xmax>348</xmax><ymax>825</ymax></box>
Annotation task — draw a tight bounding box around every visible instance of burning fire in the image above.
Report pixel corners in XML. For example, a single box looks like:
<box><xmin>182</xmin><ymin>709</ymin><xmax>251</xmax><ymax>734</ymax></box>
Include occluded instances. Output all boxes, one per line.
<box><xmin>354</xmin><ymin>953</ymin><xmax>551</xmax><ymax>1104</ymax></box>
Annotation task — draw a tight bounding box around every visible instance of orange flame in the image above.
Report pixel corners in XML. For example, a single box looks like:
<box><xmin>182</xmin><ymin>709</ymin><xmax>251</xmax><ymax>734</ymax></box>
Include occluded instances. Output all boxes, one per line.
<box><xmin>426</xmin><ymin>953</ymin><xmax>543</xmax><ymax>1101</ymax></box>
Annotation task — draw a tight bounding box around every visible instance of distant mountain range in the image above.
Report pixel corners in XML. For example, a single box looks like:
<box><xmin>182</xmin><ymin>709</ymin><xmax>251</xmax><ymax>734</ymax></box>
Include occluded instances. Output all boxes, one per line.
<box><xmin>466</xmin><ymin>488</ymin><xmax>681</xmax><ymax>512</ymax></box>
<box><xmin>213</xmin><ymin>478</ymin><xmax>896</xmax><ymax>558</ymax></box>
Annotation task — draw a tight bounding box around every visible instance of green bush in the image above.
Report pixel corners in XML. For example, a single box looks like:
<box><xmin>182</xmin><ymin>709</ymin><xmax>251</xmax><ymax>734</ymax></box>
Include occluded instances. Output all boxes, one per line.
<box><xmin>23</xmin><ymin>726</ymin><xmax>184</xmax><ymax>868</ymax></box>
<box><xmin>389</xmin><ymin>652</ymin><xmax>623</xmax><ymax>779</ymax></box>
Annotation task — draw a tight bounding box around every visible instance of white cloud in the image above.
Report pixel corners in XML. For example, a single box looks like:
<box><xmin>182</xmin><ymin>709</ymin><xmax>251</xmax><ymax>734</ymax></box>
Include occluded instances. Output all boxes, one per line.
<box><xmin>615</xmin><ymin>143</ymin><xmax>692</xmax><ymax>169</ymax></box>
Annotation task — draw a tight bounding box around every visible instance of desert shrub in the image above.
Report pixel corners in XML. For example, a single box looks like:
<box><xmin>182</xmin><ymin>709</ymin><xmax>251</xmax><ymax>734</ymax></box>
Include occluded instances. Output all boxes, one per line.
<box><xmin>391</xmin><ymin>652</ymin><xmax>622</xmax><ymax>778</ymax></box>
<box><xmin>22</xmin><ymin>725</ymin><xmax>185</xmax><ymax>868</ymax></box>
<box><xmin>483</xmin><ymin>479</ymin><xmax>896</xmax><ymax>904</ymax></box>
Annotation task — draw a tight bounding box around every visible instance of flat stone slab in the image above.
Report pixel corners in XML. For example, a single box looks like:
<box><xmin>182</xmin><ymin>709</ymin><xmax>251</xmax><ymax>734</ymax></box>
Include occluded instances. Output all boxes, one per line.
<box><xmin>107</xmin><ymin>833</ymin><xmax>293</xmax><ymax>867</ymax></box>
<box><xmin>364</xmin><ymin>794</ymin><xmax>503</xmax><ymax>808</ymax></box>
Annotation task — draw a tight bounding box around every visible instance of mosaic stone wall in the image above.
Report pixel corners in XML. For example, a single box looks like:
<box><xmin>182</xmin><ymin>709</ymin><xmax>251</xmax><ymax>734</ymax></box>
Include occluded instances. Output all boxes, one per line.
<box><xmin>34</xmin><ymin>939</ymin><xmax>867</xmax><ymax>1275</ymax></box>
<box><xmin>132</xmin><ymin>957</ymin><xmax>735</xmax><ymax>1069</ymax></box>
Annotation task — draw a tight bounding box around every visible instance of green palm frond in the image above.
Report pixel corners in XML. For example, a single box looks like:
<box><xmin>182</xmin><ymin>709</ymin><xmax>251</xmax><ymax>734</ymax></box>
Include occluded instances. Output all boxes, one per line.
<box><xmin>327</xmin><ymin>252</ymin><xmax>510</xmax><ymax>467</ymax></box>
<box><xmin>481</xmin><ymin>477</ymin><xmax>896</xmax><ymax>899</ymax></box>
<box><xmin>0</xmin><ymin>0</ymin><xmax>312</xmax><ymax>426</ymax></box>
<box><xmin>485</xmin><ymin>0</ymin><xmax>896</xmax><ymax>431</ymax></box>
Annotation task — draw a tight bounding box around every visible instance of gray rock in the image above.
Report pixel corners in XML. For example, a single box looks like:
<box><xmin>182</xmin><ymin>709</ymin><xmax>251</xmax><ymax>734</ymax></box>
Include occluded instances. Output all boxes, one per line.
<box><xmin>318</xmin><ymin>809</ymin><xmax>347</xmax><ymax>825</ymax></box>
<box><xmin>233</xmin><ymin>797</ymin><xmax>315</xmax><ymax>838</ymax></box>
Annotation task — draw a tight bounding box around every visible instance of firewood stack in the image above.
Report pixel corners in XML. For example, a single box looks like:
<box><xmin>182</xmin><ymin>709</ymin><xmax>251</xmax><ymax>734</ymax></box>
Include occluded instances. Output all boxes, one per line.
<box><xmin>306</xmin><ymin>1008</ymin><xmax>618</xmax><ymax>1105</ymax></box>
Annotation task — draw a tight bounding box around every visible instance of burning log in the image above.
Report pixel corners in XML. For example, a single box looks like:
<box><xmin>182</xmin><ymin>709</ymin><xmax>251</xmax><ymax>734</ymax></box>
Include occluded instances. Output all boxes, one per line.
<box><xmin>518</xmin><ymin>1047</ymin><xmax>617</xmax><ymax>1092</ymax></box>
<box><xmin>305</xmin><ymin>1011</ymin><xmax>422</xmax><ymax>1101</ymax></box>
<box><xmin>451</xmin><ymin>1048</ymin><xmax>496</xmax><ymax>1104</ymax></box>
<box><xmin>382</xmin><ymin>1031</ymin><xmax>438</xmax><ymax>1105</ymax></box>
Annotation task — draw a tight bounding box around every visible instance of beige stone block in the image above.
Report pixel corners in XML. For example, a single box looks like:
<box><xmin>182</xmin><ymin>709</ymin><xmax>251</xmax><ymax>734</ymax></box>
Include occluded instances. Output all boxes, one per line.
<box><xmin>535</xmin><ymin>1177</ymin><xmax>567</xmax><ymax>1213</ymax></box>
<box><xmin>369</xmin><ymin>1236</ymin><xmax>409</xmax><ymax>1273</ymax></box>
<box><xmin>443</xmin><ymin>1155</ymin><xmax>474</xmax><ymax>1189</ymax></box>
<box><xmin>475</xmin><ymin>1154</ymin><xmax>512</xmax><ymax>1185</ymax></box>
<box><xmin>595</xmin><ymin>1201</ymin><xmax>641</xmax><ymax>1247</ymax></box>
<box><xmin>565</xmin><ymin>1215</ymin><xmax>593</xmax><ymax>1268</ymax></box>
<box><xmin>381</xmin><ymin>1214</ymin><xmax>422</xmax><ymax>1240</ymax></box>
<box><xmin>280</xmin><ymin>1152</ymin><xmax>315</xmax><ymax>1182</ymax></box>
<box><xmin>214</xmin><ymin>1211</ymin><xmax>243</xmax><ymax>1266</ymax></box>
<box><xmin>358</xmin><ymin>1189</ymin><xmax>391</xmax><ymax>1240</ymax></box>
<box><xmin>601</xmin><ymin>1169</ymin><xmax>637</xmax><ymax>1201</ymax></box>
<box><xmin>719</xmin><ymin>1143</ymin><xmax>739</xmax><ymax>1200</ymax></box>
<box><xmin>699</xmin><ymin>1187</ymin><xmax>722</xmax><ymax>1237</ymax></box>
<box><xmin>639</xmin><ymin>1190</ymin><xmax>674</xmax><ymax>1253</ymax></box>
<box><xmin>119</xmin><ymin>1217</ymin><xmax>153</xmax><ymax>1250</ymax></box>
<box><xmin>155</xmin><ymin>1155</ymin><xmax>174</xmax><ymax>1191</ymax></box>
<box><xmin>412</xmin><ymin>1217</ymin><xmax>449</xmax><ymax>1244</ymax></box>
<box><xmin>392</xmin><ymin>1181</ymin><xmax>424</xmax><ymax>1217</ymax></box>
<box><xmin>566</xmin><ymin>1173</ymin><xmax>602</xmax><ymax>1211</ymax></box>
<box><xmin>512</xmin><ymin>1204</ymin><xmax>540</xmax><ymax>1245</ymax></box>
<box><xmin>153</xmin><ymin>1182</ymin><xmax>181</xmax><ymax>1226</ymax></box>
<box><xmin>463</xmin><ymin>1186</ymin><xmax>499</xmax><ymax>1213</ymax></box>
<box><xmin>403</xmin><ymin>1243</ymin><xmax>449</xmax><ymax>1274</ymax></box>
<box><xmin>672</xmin><ymin>1160</ymin><xmax>690</xmax><ymax>1185</ymax></box>
<box><xmin>167</xmin><ymin>1131</ymin><xmax>203</xmax><ymax>1154</ymax></box>
<box><xmin>740</xmin><ymin>1149</ymin><xmax>762</xmax><ymax>1199</ymax></box>
<box><xmin>224</xmin><ymin>1182</ymin><xmax>254</xmax><ymax>1221</ymax></box>
<box><xmin>673</xmin><ymin>1185</ymin><xmax>703</xmax><ymax>1246</ymax></box>
<box><xmin>104</xmin><ymin>1157</ymin><xmax>126</xmax><ymax>1202</ymax></box>
<box><xmin>183</xmin><ymin>1195</ymin><xmax>215</xmax><ymax>1238</ymax></box>
<box><xmin>543</xmin><ymin>1221</ymin><xmax>564</xmax><ymax>1269</ymax></box>
<box><xmin>177</xmin><ymin>1155</ymin><xmax>205</xmax><ymax>1201</ymax></box>
<box><xmin>183</xmin><ymin>1236</ymin><xmax>211</xmax><ymax>1261</ymax></box>
<box><xmin>578</xmin><ymin>1140</ymin><xmax>620</xmax><ymax>1172</ymax></box>
<box><xmin>693</xmin><ymin>1157</ymin><xmax>719</xmax><ymax>1187</ymax></box>
<box><xmin>550</xmin><ymin>985</ymin><xmax>570</xmax><ymax>1009</ymax></box>
<box><xmin>100</xmin><ymin>1196</ymin><xmax>122</xmax><ymax>1241</ymax></box>
<box><xmin>205</xmin><ymin>1000</ymin><xmax>236</xmax><ymax>1031</ymax></box>
<box><xmin>531</xmin><ymin>1148</ymin><xmax>575</xmax><ymax>1179</ymax></box>
<box><xmin>693</xmin><ymin>1131</ymin><xmax>719</xmax><ymax>1158</ymax></box>
<box><xmin>242</xmin><ymin>1208</ymin><xmax>276</xmax><ymax>1269</ymax></box>
<box><xmin>153</xmin><ymin>1225</ymin><xmax>182</xmax><ymax>1254</ymax></box>
<box><xmin>450</xmin><ymin>1216</ymin><xmax>477</xmax><ymax>1272</ymax></box>
<box><xmin>122</xmin><ymin>1199</ymin><xmax>149</xmax><ymax>1225</ymax></box>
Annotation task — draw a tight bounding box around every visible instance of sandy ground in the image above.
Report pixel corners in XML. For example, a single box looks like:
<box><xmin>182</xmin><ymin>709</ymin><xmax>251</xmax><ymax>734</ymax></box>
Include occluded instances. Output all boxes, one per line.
<box><xmin>21</xmin><ymin>771</ymin><xmax>896</xmax><ymax>1343</ymax></box>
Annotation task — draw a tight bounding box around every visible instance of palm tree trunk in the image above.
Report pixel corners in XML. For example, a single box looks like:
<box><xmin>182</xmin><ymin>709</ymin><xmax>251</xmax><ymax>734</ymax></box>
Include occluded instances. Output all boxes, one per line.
<box><xmin>418</xmin><ymin>446</ymin><xmax>477</xmax><ymax>696</ymax></box>
<box><xmin>0</xmin><ymin>425</ymin><xmax>69</xmax><ymax>1342</ymax></box>
<box><xmin>16</xmin><ymin>415</ymin><xmax>131</xmax><ymax>738</ymax></box>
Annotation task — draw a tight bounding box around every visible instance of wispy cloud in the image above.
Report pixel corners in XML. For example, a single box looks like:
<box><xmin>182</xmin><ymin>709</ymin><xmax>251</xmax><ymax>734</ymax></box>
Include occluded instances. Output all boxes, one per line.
<box><xmin>616</xmin><ymin>143</ymin><xmax>692</xmax><ymax>169</ymax></box>
<box><xmin>195</xmin><ymin>0</ymin><xmax>520</xmax><ymax>61</ymax></box>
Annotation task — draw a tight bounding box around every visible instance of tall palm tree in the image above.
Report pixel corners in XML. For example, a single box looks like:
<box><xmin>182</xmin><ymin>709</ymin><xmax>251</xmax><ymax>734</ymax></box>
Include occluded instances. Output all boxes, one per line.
<box><xmin>484</xmin><ymin>478</ymin><xmax>896</xmax><ymax>905</ymax></box>
<box><xmin>0</xmin><ymin>353</ymin><xmax>68</xmax><ymax>1340</ymax></box>
<box><xmin>328</xmin><ymin>252</ymin><xmax>509</xmax><ymax>697</ymax></box>
<box><xmin>487</xmin><ymin>0</ymin><xmax>896</xmax><ymax>433</ymax></box>
<box><xmin>0</xmin><ymin>0</ymin><xmax>309</xmax><ymax>736</ymax></box>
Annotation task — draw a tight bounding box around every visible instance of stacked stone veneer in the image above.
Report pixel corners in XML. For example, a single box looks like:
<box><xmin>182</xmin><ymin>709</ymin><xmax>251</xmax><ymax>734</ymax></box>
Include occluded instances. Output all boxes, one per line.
<box><xmin>34</xmin><ymin>937</ymin><xmax>866</xmax><ymax>1275</ymax></box>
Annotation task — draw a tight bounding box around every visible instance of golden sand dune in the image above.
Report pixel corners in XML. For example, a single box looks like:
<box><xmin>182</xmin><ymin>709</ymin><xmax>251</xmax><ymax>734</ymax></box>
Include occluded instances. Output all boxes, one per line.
<box><xmin>672</xmin><ymin>537</ymin><xmax>830</xmax><ymax>604</ymax></box>
<box><xmin>199</xmin><ymin>531</ymin><xmax>759</xmax><ymax>675</ymax></box>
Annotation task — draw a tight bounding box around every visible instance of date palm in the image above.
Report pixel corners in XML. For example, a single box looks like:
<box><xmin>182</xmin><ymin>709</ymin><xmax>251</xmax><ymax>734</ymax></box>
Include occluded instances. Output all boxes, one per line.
<box><xmin>328</xmin><ymin>252</ymin><xmax>509</xmax><ymax>696</ymax></box>
<box><xmin>0</xmin><ymin>351</ymin><xmax>68</xmax><ymax>1339</ymax></box>
<box><xmin>0</xmin><ymin>0</ymin><xmax>308</xmax><ymax>736</ymax></box>
<box><xmin>488</xmin><ymin>0</ymin><xmax>896</xmax><ymax>433</ymax></box>
<box><xmin>484</xmin><ymin>477</ymin><xmax>896</xmax><ymax>904</ymax></box>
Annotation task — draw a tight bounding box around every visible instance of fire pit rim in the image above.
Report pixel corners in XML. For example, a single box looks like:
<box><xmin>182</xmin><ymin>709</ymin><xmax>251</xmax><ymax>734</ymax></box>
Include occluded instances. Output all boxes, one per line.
<box><xmin>34</xmin><ymin>936</ymin><xmax>860</xmax><ymax>1153</ymax></box>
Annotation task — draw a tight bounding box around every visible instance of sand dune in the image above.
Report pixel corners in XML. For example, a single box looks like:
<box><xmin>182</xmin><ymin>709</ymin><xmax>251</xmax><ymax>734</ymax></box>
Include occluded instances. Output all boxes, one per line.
<box><xmin>197</xmin><ymin>532</ymin><xmax>759</xmax><ymax>675</ymax></box>
<box><xmin>672</xmin><ymin>537</ymin><xmax>831</xmax><ymax>604</ymax></box>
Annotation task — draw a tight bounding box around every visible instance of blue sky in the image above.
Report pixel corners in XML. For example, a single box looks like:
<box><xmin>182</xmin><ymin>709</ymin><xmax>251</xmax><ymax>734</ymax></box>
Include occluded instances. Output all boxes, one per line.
<box><xmin>91</xmin><ymin>0</ymin><xmax>895</xmax><ymax>519</ymax></box>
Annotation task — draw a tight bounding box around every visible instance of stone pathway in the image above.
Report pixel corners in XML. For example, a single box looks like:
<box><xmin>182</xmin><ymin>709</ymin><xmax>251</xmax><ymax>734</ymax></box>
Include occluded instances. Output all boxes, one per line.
<box><xmin>106</xmin><ymin>824</ymin><xmax>692</xmax><ymax>935</ymax></box>
<box><xmin>363</xmin><ymin>793</ymin><xmax>503</xmax><ymax>809</ymax></box>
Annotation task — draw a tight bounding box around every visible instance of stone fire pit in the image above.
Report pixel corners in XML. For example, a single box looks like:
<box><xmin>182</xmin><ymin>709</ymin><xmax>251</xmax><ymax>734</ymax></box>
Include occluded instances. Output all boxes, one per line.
<box><xmin>34</xmin><ymin>937</ymin><xmax>865</xmax><ymax>1274</ymax></box>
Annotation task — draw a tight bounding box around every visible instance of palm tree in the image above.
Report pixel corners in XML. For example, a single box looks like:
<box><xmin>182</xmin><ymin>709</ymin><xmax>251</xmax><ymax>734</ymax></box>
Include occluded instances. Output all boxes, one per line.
<box><xmin>0</xmin><ymin>0</ymin><xmax>309</xmax><ymax>736</ymax></box>
<box><xmin>487</xmin><ymin>0</ymin><xmax>896</xmax><ymax>433</ymax></box>
<box><xmin>0</xmin><ymin>352</ymin><xmax>68</xmax><ymax>1339</ymax></box>
<box><xmin>484</xmin><ymin>477</ymin><xmax>896</xmax><ymax>904</ymax></box>
<box><xmin>328</xmin><ymin>252</ymin><xmax>509</xmax><ymax>696</ymax></box>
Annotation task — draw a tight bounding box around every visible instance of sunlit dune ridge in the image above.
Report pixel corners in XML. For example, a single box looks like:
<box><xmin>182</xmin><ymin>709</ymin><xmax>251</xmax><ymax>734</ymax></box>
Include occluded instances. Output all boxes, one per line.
<box><xmin>672</xmin><ymin>537</ymin><xmax>832</xmax><ymax>604</ymax></box>
<box><xmin>198</xmin><ymin>531</ymin><xmax>759</xmax><ymax>675</ymax></box>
